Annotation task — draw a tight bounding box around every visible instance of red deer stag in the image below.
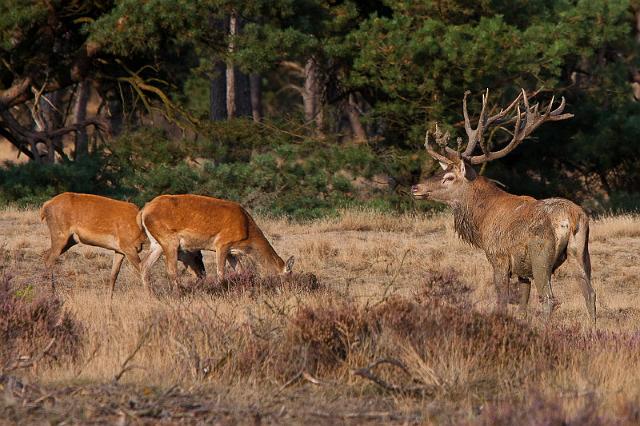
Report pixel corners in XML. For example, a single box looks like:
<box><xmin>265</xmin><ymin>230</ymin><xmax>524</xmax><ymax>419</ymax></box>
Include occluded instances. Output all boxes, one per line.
<box><xmin>411</xmin><ymin>89</ymin><xmax>595</xmax><ymax>323</ymax></box>
<box><xmin>40</xmin><ymin>193</ymin><xmax>146</xmax><ymax>299</ymax></box>
<box><xmin>139</xmin><ymin>194</ymin><xmax>294</xmax><ymax>289</ymax></box>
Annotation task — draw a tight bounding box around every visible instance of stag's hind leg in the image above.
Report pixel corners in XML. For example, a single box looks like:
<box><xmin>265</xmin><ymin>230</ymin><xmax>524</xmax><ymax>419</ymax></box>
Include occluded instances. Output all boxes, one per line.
<box><xmin>568</xmin><ymin>224</ymin><xmax>596</xmax><ymax>325</ymax></box>
<box><xmin>530</xmin><ymin>239</ymin><xmax>557</xmax><ymax>319</ymax></box>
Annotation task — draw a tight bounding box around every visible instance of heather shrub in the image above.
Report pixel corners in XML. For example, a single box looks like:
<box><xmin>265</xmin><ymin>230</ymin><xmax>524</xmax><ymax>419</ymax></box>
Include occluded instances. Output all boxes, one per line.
<box><xmin>0</xmin><ymin>273</ymin><xmax>83</xmax><ymax>369</ymax></box>
<box><xmin>177</xmin><ymin>270</ymin><xmax>322</xmax><ymax>298</ymax></box>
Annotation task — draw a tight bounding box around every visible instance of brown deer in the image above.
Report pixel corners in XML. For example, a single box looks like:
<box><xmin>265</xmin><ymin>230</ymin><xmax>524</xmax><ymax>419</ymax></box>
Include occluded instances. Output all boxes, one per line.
<box><xmin>41</xmin><ymin>192</ymin><xmax>204</xmax><ymax>298</ymax></box>
<box><xmin>40</xmin><ymin>192</ymin><xmax>146</xmax><ymax>299</ymax></box>
<box><xmin>139</xmin><ymin>194</ymin><xmax>294</xmax><ymax>289</ymax></box>
<box><xmin>411</xmin><ymin>89</ymin><xmax>595</xmax><ymax>323</ymax></box>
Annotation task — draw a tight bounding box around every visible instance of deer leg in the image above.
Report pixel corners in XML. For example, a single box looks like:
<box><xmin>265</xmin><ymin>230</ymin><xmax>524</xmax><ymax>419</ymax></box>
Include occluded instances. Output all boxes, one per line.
<box><xmin>568</xmin><ymin>227</ymin><xmax>596</xmax><ymax>326</ymax></box>
<box><xmin>530</xmin><ymin>241</ymin><xmax>556</xmax><ymax>319</ymax></box>
<box><xmin>45</xmin><ymin>234</ymin><xmax>75</xmax><ymax>267</ymax></box>
<box><xmin>227</xmin><ymin>253</ymin><xmax>240</xmax><ymax>272</ymax></box>
<box><xmin>122</xmin><ymin>249</ymin><xmax>141</xmax><ymax>273</ymax></box>
<box><xmin>109</xmin><ymin>252</ymin><xmax>125</xmax><ymax>300</ymax></box>
<box><xmin>161</xmin><ymin>241</ymin><xmax>180</xmax><ymax>290</ymax></box>
<box><xmin>120</xmin><ymin>247</ymin><xmax>142</xmax><ymax>293</ymax></box>
<box><xmin>141</xmin><ymin>240</ymin><xmax>163</xmax><ymax>293</ymax></box>
<box><xmin>491</xmin><ymin>260</ymin><xmax>510</xmax><ymax>312</ymax></box>
<box><xmin>517</xmin><ymin>277</ymin><xmax>531</xmax><ymax>317</ymax></box>
<box><xmin>215</xmin><ymin>244</ymin><xmax>232</xmax><ymax>278</ymax></box>
<box><xmin>178</xmin><ymin>250</ymin><xmax>206</xmax><ymax>279</ymax></box>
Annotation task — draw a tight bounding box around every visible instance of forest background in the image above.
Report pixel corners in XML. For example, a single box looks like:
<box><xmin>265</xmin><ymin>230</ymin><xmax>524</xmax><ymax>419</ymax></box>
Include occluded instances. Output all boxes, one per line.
<box><xmin>1</xmin><ymin>0</ymin><xmax>639</xmax><ymax>219</ymax></box>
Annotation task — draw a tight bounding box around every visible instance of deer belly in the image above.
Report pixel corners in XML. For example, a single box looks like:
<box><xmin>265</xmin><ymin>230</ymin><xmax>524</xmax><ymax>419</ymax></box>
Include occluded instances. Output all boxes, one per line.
<box><xmin>74</xmin><ymin>230</ymin><xmax>119</xmax><ymax>251</ymax></box>
<box><xmin>177</xmin><ymin>234</ymin><xmax>216</xmax><ymax>252</ymax></box>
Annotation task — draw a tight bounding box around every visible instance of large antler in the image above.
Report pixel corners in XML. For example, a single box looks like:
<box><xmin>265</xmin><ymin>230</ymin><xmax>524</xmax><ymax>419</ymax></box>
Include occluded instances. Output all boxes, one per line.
<box><xmin>461</xmin><ymin>89</ymin><xmax>524</xmax><ymax>158</ymax></box>
<box><xmin>465</xmin><ymin>89</ymin><xmax>573</xmax><ymax>165</ymax></box>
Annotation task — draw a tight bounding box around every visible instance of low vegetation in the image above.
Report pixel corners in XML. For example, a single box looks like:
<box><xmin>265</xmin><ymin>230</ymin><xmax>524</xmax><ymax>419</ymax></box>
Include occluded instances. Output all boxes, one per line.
<box><xmin>1</xmin><ymin>208</ymin><xmax>640</xmax><ymax>423</ymax></box>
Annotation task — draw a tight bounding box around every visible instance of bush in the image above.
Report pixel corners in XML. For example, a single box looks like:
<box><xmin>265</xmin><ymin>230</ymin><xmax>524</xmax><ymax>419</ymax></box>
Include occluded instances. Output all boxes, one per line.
<box><xmin>0</xmin><ymin>272</ymin><xmax>84</xmax><ymax>369</ymax></box>
<box><xmin>0</xmin><ymin>126</ymin><xmax>441</xmax><ymax>219</ymax></box>
<box><xmin>0</xmin><ymin>156</ymin><xmax>120</xmax><ymax>206</ymax></box>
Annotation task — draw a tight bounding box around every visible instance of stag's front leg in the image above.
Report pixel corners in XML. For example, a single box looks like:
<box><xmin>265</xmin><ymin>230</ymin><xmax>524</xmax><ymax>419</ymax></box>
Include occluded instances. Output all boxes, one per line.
<box><xmin>491</xmin><ymin>259</ymin><xmax>510</xmax><ymax>312</ymax></box>
<box><xmin>517</xmin><ymin>277</ymin><xmax>531</xmax><ymax>317</ymax></box>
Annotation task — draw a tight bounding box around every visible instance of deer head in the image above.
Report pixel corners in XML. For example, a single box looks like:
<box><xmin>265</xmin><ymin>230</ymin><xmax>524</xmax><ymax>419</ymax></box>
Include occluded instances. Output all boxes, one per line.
<box><xmin>411</xmin><ymin>88</ymin><xmax>573</xmax><ymax>205</ymax></box>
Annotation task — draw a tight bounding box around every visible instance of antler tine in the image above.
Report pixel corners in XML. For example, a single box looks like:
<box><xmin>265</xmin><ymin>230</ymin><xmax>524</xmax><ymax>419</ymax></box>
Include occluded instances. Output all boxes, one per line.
<box><xmin>546</xmin><ymin>95</ymin><xmax>555</xmax><ymax>115</ymax></box>
<box><xmin>461</xmin><ymin>88</ymin><xmax>490</xmax><ymax>157</ymax></box>
<box><xmin>549</xmin><ymin>96</ymin><xmax>573</xmax><ymax>120</ymax></box>
<box><xmin>485</xmin><ymin>91</ymin><xmax>523</xmax><ymax>127</ymax></box>
<box><xmin>424</xmin><ymin>125</ymin><xmax>454</xmax><ymax>165</ymax></box>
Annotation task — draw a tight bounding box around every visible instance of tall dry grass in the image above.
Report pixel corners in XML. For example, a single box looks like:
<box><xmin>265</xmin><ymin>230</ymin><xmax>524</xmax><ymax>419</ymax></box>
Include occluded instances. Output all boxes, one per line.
<box><xmin>1</xmin><ymin>207</ymin><xmax>640</xmax><ymax>423</ymax></box>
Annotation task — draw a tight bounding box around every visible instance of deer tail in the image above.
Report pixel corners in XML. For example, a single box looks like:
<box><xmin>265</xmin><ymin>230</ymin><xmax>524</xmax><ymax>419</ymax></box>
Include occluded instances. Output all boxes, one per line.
<box><xmin>136</xmin><ymin>209</ymin><xmax>144</xmax><ymax>230</ymax></box>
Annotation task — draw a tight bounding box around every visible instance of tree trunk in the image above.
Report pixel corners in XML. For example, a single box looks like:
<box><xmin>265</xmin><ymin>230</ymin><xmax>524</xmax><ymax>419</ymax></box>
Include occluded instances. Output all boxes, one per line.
<box><xmin>303</xmin><ymin>57</ymin><xmax>324</xmax><ymax>134</ymax></box>
<box><xmin>39</xmin><ymin>91</ymin><xmax>63</xmax><ymax>163</ymax></box>
<box><xmin>226</xmin><ymin>12</ymin><xmax>251</xmax><ymax>119</ymax></box>
<box><xmin>226</xmin><ymin>13</ymin><xmax>238</xmax><ymax>118</ymax></box>
<box><xmin>345</xmin><ymin>93</ymin><xmax>367</xmax><ymax>144</ymax></box>
<box><xmin>73</xmin><ymin>80</ymin><xmax>90</xmax><ymax>159</ymax></box>
<box><xmin>234</xmin><ymin>69</ymin><xmax>252</xmax><ymax>118</ymax></box>
<box><xmin>636</xmin><ymin>8</ymin><xmax>640</xmax><ymax>43</ymax></box>
<box><xmin>209</xmin><ymin>61</ymin><xmax>227</xmax><ymax>121</ymax></box>
<box><xmin>250</xmin><ymin>73</ymin><xmax>262</xmax><ymax>122</ymax></box>
<box><xmin>105</xmin><ymin>89</ymin><xmax>124</xmax><ymax>137</ymax></box>
<box><xmin>633</xmin><ymin>9</ymin><xmax>640</xmax><ymax>100</ymax></box>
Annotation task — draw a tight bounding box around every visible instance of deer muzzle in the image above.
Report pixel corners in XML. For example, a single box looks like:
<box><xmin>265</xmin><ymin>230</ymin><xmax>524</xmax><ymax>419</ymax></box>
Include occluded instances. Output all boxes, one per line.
<box><xmin>411</xmin><ymin>184</ymin><xmax>430</xmax><ymax>199</ymax></box>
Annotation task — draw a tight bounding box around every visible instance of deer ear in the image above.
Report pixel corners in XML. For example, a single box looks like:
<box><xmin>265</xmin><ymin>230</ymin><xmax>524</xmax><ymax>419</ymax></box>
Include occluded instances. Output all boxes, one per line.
<box><xmin>438</xmin><ymin>161</ymin><xmax>449</xmax><ymax>170</ymax></box>
<box><xmin>460</xmin><ymin>160</ymin><xmax>477</xmax><ymax>180</ymax></box>
<box><xmin>285</xmin><ymin>256</ymin><xmax>295</xmax><ymax>273</ymax></box>
<box><xmin>458</xmin><ymin>160</ymin><xmax>466</xmax><ymax>176</ymax></box>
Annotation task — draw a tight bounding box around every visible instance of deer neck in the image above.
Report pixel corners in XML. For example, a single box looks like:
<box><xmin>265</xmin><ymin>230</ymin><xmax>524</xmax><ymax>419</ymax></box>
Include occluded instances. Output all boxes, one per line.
<box><xmin>451</xmin><ymin>177</ymin><xmax>506</xmax><ymax>249</ymax></box>
<box><xmin>249</xmin><ymin>228</ymin><xmax>285</xmax><ymax>274</ymax></box>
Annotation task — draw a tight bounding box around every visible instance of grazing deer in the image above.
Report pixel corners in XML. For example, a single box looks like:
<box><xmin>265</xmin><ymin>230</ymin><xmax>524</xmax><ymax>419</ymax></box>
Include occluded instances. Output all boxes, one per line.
<box><xmin>139</xmin><ymin>194</ymin><xmax>295</xmax><ymax>289</ymax></box>
<box><xmin>411</xmin><ymin>89</ymin><xmax>595</xmax><ymax>323</ymax></box>
<box><xmin>40</xmin><ymin>192</ymin><xmax>146</xmax><ymax>299</ymax></box>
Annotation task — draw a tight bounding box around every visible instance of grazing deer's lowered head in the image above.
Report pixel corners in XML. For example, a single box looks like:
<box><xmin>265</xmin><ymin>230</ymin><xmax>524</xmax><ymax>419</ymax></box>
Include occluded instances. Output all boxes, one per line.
<box><xmin>412</xmin><ymin>89</ymin><xmax>596</xmax><ymax>324</ymax></box>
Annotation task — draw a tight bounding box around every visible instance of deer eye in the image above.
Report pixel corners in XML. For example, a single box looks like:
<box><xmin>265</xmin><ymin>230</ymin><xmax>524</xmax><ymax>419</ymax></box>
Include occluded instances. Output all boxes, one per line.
<box><xmin>442</xmin><ymin>173</ymin><xmax>455</xmax><ymax>183</ymax></box>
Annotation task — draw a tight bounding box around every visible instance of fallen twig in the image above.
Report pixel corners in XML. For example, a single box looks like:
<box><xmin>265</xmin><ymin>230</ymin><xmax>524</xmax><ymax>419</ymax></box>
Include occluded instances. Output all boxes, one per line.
<box><xmin>3</xmin><ymin>337</ymin><xmax>56</xmax><ymax>373</ymax></box>
<box><xmin>351</xmin><ymin>358</ymin><xmax>428</xmax><ymax>395</ymax></box>
<box><xmin>113</xmin><ymin>321</ymin><xmax>154</xmax><ymax>382</ymax></box>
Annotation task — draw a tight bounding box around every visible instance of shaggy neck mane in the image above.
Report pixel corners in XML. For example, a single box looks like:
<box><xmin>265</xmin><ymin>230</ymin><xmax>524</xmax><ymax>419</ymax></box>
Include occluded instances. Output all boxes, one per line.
<box><xmin>452</xmin><ymin>177</ymin><xmax>507</xmax><ymax>249</ymax></box>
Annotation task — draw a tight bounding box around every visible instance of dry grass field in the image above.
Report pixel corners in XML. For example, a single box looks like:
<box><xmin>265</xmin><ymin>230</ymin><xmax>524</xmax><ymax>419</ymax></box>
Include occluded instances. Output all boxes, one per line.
<box><xmin>2</xmin><ymin>206</ymin><xmax>640</xmax><ymax>424</ymax></box>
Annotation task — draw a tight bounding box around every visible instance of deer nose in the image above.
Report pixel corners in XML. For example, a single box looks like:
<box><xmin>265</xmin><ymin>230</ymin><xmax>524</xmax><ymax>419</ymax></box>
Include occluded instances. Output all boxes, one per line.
<box><xmin>411</xmin><ymin>185</ymin><xmax>419</xmax><ymax>194</ymax></box>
